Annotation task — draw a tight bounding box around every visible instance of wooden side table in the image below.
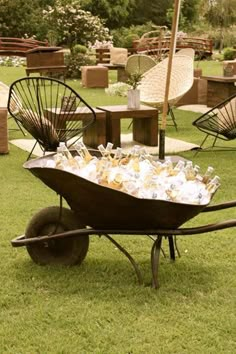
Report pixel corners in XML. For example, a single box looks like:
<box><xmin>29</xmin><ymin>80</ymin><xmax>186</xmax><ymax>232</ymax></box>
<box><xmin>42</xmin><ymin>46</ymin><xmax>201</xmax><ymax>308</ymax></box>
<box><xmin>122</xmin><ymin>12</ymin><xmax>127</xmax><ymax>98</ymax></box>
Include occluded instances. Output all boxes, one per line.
<box><xmin>97</xmin><ymin>63</ymin><xmax>128</xmax><ymax>82</ymax></box>
<box><xmin>202</xmin><ymin>75</ymin><xmax>236</xmax><ymax>107</ymax></box>
<box><xmin>26</xmin><ymin>47</ymin><xmax>67</xmax><ymax>81</ymax></box>
<box><xmin>96</xmin><ymin>105</ymin><xmax>158</xmax><ymax>148</ymax></box>
<box><xmin>44</xmin><ymin>108</ymin><xmax>106</xmax><ymax>149</ymax></box>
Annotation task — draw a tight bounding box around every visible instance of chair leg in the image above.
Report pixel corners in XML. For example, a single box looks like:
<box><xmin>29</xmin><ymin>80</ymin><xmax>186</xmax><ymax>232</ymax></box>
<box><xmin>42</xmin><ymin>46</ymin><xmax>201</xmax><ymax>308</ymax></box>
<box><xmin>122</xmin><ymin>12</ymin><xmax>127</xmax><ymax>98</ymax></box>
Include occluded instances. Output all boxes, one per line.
<box><xmin>212</xmin><ymin>134</ymin><xmax>219</xmax><ymax>148</ymax></box>
<box><xmin>26</xmin><ymin>140</ymin><xmax>38</xmax><ymax>161</ymax></box>
<box><xmin>194</xmin><ymin>133</ymin><xmax>222</xmax><ymax>156</ymax></box>
<box><xmin>194</xmin><ymin>134</ymin><xmax>209</xmax><ymax>156</ymax></box>
<box><xmin>15</xmin><ymin>120</ymin><xmax>27</xmax><ymax>136</ymax></box>
<box><xmin>168</xmin><ymin>105</ymin><xmax>178</xmax><ymax>131</ymax></box>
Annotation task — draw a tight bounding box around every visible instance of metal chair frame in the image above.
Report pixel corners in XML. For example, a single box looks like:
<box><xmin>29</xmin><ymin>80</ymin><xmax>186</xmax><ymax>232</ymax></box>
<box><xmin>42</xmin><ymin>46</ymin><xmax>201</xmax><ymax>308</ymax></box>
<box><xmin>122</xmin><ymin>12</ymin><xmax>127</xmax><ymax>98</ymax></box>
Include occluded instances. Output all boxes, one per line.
<box><xmin>7</xmin><ymin>76</ymin><xmax>96</xmax><ymax>159</ymax></box>
<box><xmin>193</xmin><ymin>93</ymin><xmax>236</xmax><ymax>153</ymax></box>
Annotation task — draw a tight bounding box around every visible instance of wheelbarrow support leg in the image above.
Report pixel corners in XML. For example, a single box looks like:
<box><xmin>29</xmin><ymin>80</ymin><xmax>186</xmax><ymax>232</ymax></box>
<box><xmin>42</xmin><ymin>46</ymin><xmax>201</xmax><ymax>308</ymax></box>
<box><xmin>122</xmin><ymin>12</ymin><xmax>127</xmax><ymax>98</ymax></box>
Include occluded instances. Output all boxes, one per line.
<box><xmin>168</xmin><ymin>236</ymin><xmax>175</xmax><ymax>261</ymax></box>
<box><xmin>103</xmin><ymin>234</ymin><xmax>143</xmax><ymax>285</ymax></box>
<box><xmin>151</xmin><ymin>235</ymin><xmax>162</xmax><ymax>289</ymax></box>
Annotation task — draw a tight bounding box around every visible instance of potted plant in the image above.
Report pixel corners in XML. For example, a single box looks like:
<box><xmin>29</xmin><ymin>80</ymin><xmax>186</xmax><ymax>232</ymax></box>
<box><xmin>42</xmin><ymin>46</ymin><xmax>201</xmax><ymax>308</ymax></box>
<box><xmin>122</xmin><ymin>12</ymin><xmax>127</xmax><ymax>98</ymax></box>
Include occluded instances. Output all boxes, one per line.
<box><xmin>126</xmin><ymin>72</ymin><xmax>143</xmax><ymax>109</ymax></box>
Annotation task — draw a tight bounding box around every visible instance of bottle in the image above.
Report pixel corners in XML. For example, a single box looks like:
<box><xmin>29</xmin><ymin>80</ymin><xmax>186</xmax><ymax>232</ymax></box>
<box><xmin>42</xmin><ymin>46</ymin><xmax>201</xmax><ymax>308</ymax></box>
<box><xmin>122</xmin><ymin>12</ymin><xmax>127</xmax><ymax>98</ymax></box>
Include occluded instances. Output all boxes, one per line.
<box><xmin>109</xmin><ymin>173</ymin><xmax>123</xmax><ymax>190</ymax></box>
<box><xmin>74</xmin><ymin>142</ymin><xmax>93</xmax><ymax>163</ymax></box>
<box><xmin>152</xmin><ymin>160</ymin><xmax>164</xmax><ymax>175</ymax></box>
<box><xmin>184</xmin><ymin>161</ymin><xmax>195</xmax><ymax>181</ymax></box>
<box><xmin>105</xmin><ymin>142</ymin><xmax>114</xmax><ymax>156</ymax></box>
<box><xmin>206</xmin><ymin>176</ymin><xmax>221</xmax><ymax>194</ymax></box>
<box><xmin>112</xmin><ymin>147</ymin><xmax>123</xmax><ymax>167</ymax></box>
<box><xmin>130</xmin><ymin>146</ymin><xmax>140</xmax><ymax>173</ymax></box>
<box><xmin>57</xmin><ymin>142</ymin><xmax>79</xmax><ymax>169</ymax></box>
<box><xmin>202</xmin><ymin>166</ymin><xmax>214</xmax><ymax>184</ymax></box>
<box><xmin>54</xmin><ymin>152</ymin><xmax>68</xmax><ymax>170</ymax></box>
<box><xmin>169</xmin><ymin>160</ymin><xmax>185</xmax><ymax>177</ymax></box>
<box><xmin>57</xmin><ymin>142</ymin><xmax>73</xmax><ymax>160</ymax></box>
<box><xmin>97</xmin><ymin>144</ymin><xmax>107</xmax><ymax>157</ymax></box>
<box><xmin>98</xmin><ymin>142</ymin><xmax>113</xmax><ymax>159</ymax></box>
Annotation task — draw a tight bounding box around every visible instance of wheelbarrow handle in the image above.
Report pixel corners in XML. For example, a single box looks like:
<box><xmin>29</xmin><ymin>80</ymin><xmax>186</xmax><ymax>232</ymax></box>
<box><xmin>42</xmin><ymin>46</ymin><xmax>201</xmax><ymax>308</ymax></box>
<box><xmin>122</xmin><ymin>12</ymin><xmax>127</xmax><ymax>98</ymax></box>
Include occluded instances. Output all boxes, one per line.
<box><xmin>11</xmin><ymin>219</ymin><xmax>236</xmax><ymax>247</ymax></box>
<box><xmin>203</xmin><ymin>200</ymin><xmax>236</xmax><ymax>212</ymax></box>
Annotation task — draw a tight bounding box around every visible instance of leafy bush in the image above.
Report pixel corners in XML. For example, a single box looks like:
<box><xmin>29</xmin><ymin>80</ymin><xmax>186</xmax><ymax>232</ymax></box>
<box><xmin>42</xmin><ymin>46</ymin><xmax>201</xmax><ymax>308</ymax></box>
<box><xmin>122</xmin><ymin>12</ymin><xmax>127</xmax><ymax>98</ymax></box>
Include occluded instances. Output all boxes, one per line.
<box><xmin>64</xmin><ymin>53</ymin><xmax>95</xmax><ymax>79</ymax></box>
<box><xmin>72</xmin><ymin>45</ymin><xmax>87</xmax><ymax>55</ymax></box>
<box><xmin>43</xmin><ymin>0</ymin><xmax>112</xmax><ymax>49</ymax></box>
<box><xmin>122</xmin><ymin>34</ymin><xmax>140</xmax><ymax>48</ymax></box>
<box><xmin>111</xmin><ymin>22</ymin><xmax>155</xmax><ymax>47</ymax></box>
<box><xmin>223</xmin><ymin>47</ymin><xmax>236</xmax><ymax>60</ymax></box>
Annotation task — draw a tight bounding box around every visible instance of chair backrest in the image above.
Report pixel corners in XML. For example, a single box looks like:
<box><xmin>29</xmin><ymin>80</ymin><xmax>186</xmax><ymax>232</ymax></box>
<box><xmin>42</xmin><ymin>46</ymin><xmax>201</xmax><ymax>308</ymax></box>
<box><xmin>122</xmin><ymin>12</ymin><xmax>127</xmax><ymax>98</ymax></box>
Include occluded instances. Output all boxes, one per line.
<box><xmin>175</xmin><ymin>48</ymin><xmax>195</xmax><ymax>59</ymax></box>
<box><xmin>139</xmin><ymin>51</ymin><xmax>195</xmax><ymax>109</ymax></box>
<box><xmin>193</xmin><ymin>93</ymin><xmax>236</xmax><ymax>141</ymax></box>
<box><xmin>125</xmin><ymin>54</ymin><xmax>156</xmax><ymax>76</ymax></box>
<box><xmin>7</xmin><ymin>77</ymin><xmax>96</xmax><ymax>151</ymax></box>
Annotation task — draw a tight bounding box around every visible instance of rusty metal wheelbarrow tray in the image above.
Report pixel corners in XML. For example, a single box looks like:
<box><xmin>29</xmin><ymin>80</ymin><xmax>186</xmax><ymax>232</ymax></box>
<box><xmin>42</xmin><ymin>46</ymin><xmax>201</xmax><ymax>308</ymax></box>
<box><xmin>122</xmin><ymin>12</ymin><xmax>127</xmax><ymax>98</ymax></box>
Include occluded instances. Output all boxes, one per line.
<box><xmin>22</xmin><ymin>155</ymin><xmax>209</xmax><ymax>230</ymax></box>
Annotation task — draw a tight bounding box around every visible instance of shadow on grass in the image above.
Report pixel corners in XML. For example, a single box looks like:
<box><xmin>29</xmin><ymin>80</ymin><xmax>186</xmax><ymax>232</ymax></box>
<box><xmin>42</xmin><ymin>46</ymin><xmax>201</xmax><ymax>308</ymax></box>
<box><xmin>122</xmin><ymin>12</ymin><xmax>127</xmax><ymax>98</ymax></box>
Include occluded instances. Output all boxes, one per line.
<box><xmin>12</xmin><ymin>249</ymin><xmax>219</xmax><ymax>301</ymax></box>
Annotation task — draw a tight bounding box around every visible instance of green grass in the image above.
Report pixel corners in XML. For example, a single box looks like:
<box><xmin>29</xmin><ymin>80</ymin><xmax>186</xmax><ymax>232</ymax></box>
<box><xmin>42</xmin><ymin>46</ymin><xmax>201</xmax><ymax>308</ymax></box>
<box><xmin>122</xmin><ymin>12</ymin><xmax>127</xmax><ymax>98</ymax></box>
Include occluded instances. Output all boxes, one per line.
<box><xmin>194</xmin><ymin>59</ymin><xmax>223</xmax><ymax>76</ymax></box>
<box><xmin>0</xmin><ymin>64</ymin><xmax>236</xmax><ymax>353</ymax></box>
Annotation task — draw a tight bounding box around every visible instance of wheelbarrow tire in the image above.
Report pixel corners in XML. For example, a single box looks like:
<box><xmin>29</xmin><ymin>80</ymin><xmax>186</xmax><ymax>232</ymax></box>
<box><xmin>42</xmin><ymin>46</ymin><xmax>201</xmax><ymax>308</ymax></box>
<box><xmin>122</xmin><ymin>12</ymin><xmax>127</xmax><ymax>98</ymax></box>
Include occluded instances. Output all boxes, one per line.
<box><xmin>25</xmin><ymin>206</ymin><xmax>89</xmax><ymax>266</ymax></box>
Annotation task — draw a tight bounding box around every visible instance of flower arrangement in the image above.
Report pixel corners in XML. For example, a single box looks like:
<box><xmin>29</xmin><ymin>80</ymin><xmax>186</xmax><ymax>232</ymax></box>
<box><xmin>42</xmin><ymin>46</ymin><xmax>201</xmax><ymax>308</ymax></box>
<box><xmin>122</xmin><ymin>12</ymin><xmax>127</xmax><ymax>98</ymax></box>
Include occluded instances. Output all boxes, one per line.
<box><xmin>126</xmin><ymin>72</ymin><xmax>143</xmax><ymax>90</ymax></box>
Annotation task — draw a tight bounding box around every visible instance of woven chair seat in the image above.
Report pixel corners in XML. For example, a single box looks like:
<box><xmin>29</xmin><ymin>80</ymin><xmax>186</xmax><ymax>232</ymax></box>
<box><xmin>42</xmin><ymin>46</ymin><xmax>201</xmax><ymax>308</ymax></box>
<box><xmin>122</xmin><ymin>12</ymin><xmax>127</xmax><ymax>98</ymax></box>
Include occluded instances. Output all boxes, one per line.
<box><xmin>125</xmin><ymin>54</ymin><xmax>156</xmax><ymax>76</ymax></box>
<box><xmin>139</xmin><ymin>51</ymin><xmax>195</xmax><ymax>109</ymax></box>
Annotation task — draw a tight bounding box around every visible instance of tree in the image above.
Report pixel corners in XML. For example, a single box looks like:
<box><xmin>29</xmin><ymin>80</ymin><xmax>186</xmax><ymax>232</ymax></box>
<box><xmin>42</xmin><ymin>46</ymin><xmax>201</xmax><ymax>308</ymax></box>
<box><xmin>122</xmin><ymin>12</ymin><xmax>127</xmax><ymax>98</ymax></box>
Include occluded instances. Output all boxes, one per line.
<box><xmin>0</xmin><ymin>0</ymin><xmax>54</xmax><ymax>39</ymax></box>
<box><xmin>166</xmin><ymin>0</ymin><xmax>201</xmax><ymax>30</ymax></box>
<box><xmin>43</xmin><ymin>0</ymin><xmax>112</xmax><ymax>48</ymax></box>
<box><xmin>182</xmin><ymin>0</ymin><xmax>201</xmax><ymax>26</ymax></box>
<box><xmin>130</xmin><ymin>0</ymin><xmax>173</xmax><ymax>27</ymax></box>
<box><xmin>203</xmin><ymin>0</ymin><xmax>236</xmax><ymax>51</ymax></box>
<box><xmin>82</xmin><ymin>0</ymin><xmax>136</xmax><ymax>29</ymax></box>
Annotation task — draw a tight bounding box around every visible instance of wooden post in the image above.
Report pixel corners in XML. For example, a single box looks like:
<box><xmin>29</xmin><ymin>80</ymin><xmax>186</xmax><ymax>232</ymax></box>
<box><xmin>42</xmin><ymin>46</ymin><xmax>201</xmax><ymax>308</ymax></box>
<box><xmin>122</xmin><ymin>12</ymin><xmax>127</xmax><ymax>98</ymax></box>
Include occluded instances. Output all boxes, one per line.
<box><xmin>159</xmin><ymin>0</ymin><xmax>181</xmax><ymax>160</ymax></box>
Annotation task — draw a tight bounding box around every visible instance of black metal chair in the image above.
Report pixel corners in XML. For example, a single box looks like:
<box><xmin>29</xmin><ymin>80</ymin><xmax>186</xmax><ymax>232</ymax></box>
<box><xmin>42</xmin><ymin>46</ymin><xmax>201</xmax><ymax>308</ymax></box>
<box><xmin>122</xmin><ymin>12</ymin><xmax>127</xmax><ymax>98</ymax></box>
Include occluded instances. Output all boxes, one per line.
<box><xmin>7</xmin><ymin>77</ymin><xmax>96</xmax><ymax>159</ymax></box>
<box><xmin>193</xmin><ymin>93</ymin><xmax>236</xmax><ymax>152</ymax></box>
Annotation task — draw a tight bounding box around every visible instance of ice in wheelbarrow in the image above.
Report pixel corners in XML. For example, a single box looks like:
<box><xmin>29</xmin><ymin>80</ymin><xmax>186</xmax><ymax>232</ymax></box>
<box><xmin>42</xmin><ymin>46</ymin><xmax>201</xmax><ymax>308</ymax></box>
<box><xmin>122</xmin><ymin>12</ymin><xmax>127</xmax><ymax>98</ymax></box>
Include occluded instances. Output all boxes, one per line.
<box><xmin>42</xmin><ymin>142</ymin><xmax>220</xmax><ymax>205</ymax></box>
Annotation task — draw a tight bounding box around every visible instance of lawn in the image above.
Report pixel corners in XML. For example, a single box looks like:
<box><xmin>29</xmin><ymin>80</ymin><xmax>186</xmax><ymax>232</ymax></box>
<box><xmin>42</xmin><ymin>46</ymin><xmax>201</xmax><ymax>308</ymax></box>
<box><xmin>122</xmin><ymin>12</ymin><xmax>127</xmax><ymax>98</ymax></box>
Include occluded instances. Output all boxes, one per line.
<box><xmin>0</xmin><ymin>62</ymin><xmax>235</xmax><ymax>354</ymax></box>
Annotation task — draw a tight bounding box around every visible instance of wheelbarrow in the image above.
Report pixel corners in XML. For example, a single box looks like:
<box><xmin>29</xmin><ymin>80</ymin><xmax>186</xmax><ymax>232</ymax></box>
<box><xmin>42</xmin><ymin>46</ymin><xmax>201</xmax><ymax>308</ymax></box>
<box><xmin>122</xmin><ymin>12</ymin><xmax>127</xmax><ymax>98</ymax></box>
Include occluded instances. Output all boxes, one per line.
<box><xmin>12</xmin><ymin>153</ymin><xmax>236</xmax><ymax>289</ymax></box>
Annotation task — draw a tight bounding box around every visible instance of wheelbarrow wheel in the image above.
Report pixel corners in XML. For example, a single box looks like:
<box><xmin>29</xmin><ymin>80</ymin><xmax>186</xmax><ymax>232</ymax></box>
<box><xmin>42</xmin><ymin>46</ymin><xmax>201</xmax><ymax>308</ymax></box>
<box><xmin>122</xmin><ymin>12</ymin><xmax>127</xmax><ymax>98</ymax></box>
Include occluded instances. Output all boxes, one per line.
<box><xmin>25</xmin><ymin>206</ymin><xmax>89</xmax><ymax>266</ymax></box>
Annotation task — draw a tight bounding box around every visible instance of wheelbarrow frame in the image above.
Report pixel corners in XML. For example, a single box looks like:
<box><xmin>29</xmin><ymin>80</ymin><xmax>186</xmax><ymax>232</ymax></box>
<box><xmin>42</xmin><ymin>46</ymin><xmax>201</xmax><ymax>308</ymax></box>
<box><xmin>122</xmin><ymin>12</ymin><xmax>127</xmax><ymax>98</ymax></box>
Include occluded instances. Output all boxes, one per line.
<box><xmin>12</xmin><ymin>193</ymin><xmax>236</xmax><ymax>289</ymax></box>
<box><xmin>11</xmin><ymin>152</ymin><xmax>236</xmax><ymax>288</ymax></box>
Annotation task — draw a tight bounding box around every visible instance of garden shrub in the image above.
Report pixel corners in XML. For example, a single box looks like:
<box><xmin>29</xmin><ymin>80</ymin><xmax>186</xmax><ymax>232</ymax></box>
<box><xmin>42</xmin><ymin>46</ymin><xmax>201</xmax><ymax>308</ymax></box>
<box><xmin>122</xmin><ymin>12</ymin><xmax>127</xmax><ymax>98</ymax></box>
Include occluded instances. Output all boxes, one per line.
<box><xmin>111</xmin><ymin>22</ymin><xmax>155</xmax><ymax>47</ymax></box>
<box><xmin>72</xmin><ymin>45</ymin><xmax>87</xmax><ymax>55</ymax></box>
<box><xmin>223</xmin><ymin>47</ymin><xmax>236</xmax><ymax>60</ymax></box>
<box><xmin>122</xmin><ymin>34</ymin><xmax>140</xmax><ymax>48</ymax></box>
<box><xmin>64</xmin><ymin>52</ymin><xmax>95</xmax><ymax>79</ymax></box>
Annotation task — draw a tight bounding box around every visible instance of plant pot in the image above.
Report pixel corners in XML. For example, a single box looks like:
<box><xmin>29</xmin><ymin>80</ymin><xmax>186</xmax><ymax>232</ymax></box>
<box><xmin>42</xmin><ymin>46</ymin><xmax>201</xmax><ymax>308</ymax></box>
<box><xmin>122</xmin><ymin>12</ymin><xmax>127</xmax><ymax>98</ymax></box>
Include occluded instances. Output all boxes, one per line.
<box><xmin>223</xmin><ymin>63</ymin><xmax>234</xmax><ymax>77</ymax></box>
<box><xmin>194</xmin><ymin>68</ymin><xmax>202</xmax><ymax>78</ymax></box>
<box><xmin>127</xmin><ymin>89</ymin><xmax>140</xmax><ymax>109</ymax></box>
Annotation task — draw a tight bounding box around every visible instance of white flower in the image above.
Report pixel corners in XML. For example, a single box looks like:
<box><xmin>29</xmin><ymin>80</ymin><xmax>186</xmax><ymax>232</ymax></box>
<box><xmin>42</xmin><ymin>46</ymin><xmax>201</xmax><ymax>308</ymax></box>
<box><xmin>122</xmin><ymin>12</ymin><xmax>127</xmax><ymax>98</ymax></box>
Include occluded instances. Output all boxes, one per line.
<box><xmin>105</xmin><ymin>82</ymin><xmax>131</xmax><ymax>97</ymax></box>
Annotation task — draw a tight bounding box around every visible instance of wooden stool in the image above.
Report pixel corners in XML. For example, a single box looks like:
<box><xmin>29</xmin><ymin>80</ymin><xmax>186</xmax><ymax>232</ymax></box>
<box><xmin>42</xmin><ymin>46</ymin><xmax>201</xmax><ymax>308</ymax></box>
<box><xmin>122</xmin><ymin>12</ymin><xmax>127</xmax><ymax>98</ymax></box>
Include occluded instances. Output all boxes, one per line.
<box><xmin>81</xmin><ymin>66</ymin><xmax>108</xmax><ymax>88</ymax></box>
<box><xmin>0</xmin><ymin>108</ymin><xmax>9</xmax><ymax>154</ymax></box>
